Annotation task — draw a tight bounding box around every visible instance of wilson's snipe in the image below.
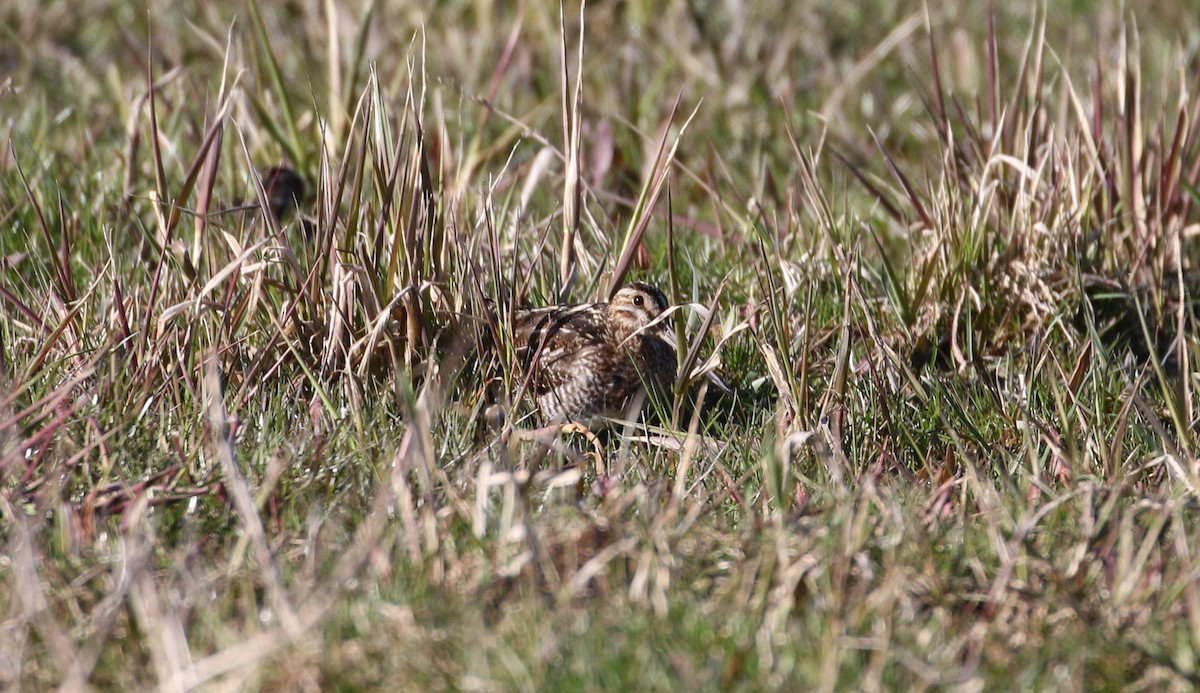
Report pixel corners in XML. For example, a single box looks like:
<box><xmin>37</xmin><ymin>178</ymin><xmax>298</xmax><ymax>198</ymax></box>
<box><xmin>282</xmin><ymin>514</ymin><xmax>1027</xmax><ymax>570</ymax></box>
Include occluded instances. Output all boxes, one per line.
<box><xmin>511</xmin><ymin>282</ymin><xmax>676</xmax><ymax>425</ymax></box>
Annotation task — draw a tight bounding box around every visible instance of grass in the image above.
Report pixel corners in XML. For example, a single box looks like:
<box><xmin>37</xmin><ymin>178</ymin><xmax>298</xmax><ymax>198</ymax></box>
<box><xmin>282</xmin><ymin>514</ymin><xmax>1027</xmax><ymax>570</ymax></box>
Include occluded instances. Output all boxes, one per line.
<box><xmin>3</xmin><ymin>0</ymin><xmax>1200</xmax><ymax>689</ymax></box>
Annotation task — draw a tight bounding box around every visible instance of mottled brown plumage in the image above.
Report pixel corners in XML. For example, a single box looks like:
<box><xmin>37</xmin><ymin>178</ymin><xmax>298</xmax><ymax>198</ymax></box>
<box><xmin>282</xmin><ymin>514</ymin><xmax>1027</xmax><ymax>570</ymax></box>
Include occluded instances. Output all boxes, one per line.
<box><xmin>512</xmin><ymin>282</ymin><xmax>676</xmax><ymax>424</ymax></box>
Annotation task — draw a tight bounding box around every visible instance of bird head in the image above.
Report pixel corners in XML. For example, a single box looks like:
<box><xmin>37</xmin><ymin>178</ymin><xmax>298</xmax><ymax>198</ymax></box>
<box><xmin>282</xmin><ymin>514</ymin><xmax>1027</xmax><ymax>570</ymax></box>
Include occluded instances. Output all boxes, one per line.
<box><xmin>607</xmin><ymin>282</ymin><xmax>669</xmax><ymax>338</ymax></box>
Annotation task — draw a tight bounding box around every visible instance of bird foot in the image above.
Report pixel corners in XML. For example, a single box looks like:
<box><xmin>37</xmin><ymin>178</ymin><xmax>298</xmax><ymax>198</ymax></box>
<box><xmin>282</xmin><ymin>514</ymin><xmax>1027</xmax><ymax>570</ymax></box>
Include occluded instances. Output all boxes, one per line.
<box><xmin>558</xmin><ymin>422</ymin><xmax>607</xmax><ymax>479</ymax></box>
<box><xmin>512</xmin><ymin>421</ymin><xmax>607</xmax><ymax>478</ymax></box>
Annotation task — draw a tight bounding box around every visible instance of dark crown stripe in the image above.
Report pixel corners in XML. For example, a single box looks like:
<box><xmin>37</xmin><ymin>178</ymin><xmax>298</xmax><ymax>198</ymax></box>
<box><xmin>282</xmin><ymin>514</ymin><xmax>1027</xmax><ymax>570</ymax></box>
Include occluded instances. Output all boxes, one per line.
<box><xmin>626</xmin><ymin>281</ymin><xmax>669</xmax><ymax>313</ymax></box>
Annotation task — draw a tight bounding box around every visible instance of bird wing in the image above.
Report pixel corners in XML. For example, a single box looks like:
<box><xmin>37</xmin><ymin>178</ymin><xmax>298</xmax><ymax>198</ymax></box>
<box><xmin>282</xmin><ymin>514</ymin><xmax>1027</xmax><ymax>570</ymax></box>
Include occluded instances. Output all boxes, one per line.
<box><xmin>513</xmin><ymin>304</ymin><xmax>608</xmax><ymax>394</ymax></box>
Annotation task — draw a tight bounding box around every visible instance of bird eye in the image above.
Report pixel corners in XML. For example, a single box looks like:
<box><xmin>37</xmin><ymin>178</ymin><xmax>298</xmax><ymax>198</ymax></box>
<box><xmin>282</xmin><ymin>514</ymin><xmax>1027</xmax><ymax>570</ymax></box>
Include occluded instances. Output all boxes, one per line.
<box><xmin>633</xmin><ymin>295</ymin><xmax>644</xmax><ymax>307</ymax></box>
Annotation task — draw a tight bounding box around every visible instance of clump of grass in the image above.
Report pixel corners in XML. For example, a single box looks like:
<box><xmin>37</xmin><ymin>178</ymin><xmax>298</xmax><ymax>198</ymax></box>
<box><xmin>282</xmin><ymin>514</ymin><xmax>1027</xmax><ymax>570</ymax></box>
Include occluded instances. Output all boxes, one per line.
<box><xmin>2</xmin><ymin>1</ymin><xmax>1200</xmax><ymax>690</ymax></box>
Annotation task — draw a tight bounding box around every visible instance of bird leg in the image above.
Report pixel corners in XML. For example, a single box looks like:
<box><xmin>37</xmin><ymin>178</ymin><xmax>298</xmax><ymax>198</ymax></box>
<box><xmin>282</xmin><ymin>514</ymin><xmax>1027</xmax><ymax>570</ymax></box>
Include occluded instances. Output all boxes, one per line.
<box><xmin>512</xmin><ymin>421</ymin><xmax>607</xmax><ymax>479</ymax></box>
<box><xmin>558</xmin><ymin>422</ymin><xmax>607</xmax><ymax>479</ymax></box>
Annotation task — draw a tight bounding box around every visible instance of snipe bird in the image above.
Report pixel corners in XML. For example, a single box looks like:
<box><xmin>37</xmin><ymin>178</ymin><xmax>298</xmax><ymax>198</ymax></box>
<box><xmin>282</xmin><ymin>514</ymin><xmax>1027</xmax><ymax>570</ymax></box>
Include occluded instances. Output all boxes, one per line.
<box><xmin>511</xmin><ymin>282</ymin><xmax>676</xmax><ymax>425</ymax></box>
